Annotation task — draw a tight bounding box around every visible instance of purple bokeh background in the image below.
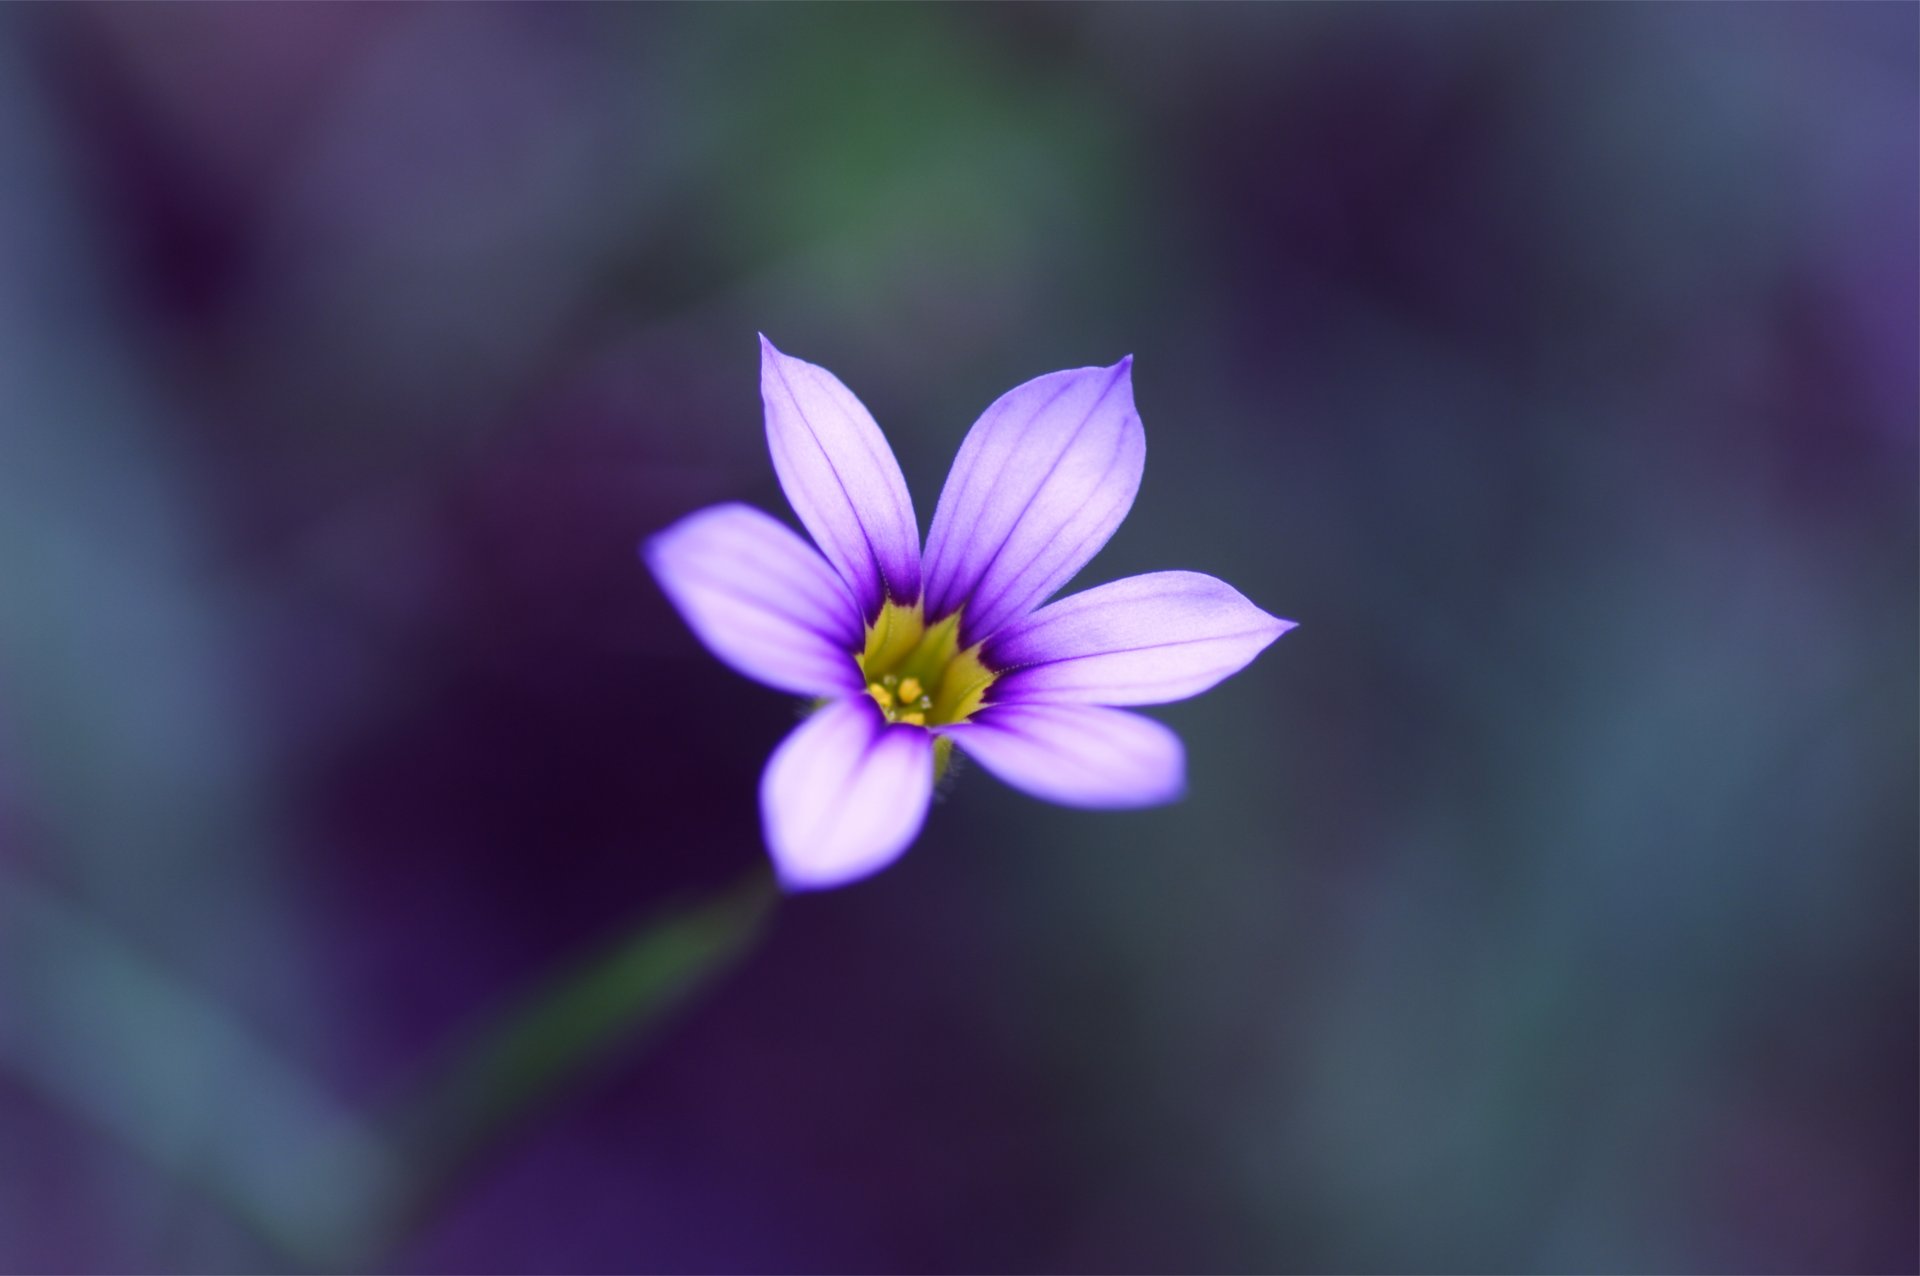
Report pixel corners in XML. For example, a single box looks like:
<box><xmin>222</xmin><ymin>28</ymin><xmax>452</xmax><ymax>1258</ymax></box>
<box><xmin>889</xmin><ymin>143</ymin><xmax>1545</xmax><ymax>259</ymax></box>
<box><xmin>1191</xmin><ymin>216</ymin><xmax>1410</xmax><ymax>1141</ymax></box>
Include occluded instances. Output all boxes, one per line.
<box><xmin>0</xmin><ymin>5</ymin><xmax>1913</xmax><ymax>1271</ymax></box>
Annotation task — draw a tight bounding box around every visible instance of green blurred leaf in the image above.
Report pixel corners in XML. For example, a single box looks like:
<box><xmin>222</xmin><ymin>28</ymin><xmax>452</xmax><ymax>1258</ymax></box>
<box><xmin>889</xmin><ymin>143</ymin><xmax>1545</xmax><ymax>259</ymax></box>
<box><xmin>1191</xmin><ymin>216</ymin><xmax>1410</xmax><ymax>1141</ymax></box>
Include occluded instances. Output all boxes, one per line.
<box><xmin>0</xmin><ymin>879</ymin><xmax>403</xmax><ymax>1271</ymax></box>
<box><xmin>363</xmin><ymin>870</ymin><xmax>778</xmax><ymax>1256</ymax></box>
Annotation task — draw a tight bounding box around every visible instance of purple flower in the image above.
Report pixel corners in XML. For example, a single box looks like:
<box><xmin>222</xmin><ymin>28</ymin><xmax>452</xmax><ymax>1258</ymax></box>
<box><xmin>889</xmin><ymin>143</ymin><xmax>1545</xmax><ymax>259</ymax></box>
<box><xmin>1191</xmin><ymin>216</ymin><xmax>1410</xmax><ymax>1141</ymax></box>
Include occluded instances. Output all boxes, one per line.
<box><xmin>645</xmin><ymin>337</ymin><xmax>1295</xmax><ymax>890</ymax></box>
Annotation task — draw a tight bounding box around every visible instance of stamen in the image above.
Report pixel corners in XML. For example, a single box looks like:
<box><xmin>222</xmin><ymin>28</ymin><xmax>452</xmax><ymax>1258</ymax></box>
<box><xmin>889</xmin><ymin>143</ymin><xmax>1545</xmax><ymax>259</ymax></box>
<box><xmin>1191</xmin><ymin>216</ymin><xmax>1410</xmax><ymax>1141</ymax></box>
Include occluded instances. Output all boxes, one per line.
<box><xmin>856</xmin><ymin>600</ymin><xmax>996</xmax><ymax>728</ymax></box>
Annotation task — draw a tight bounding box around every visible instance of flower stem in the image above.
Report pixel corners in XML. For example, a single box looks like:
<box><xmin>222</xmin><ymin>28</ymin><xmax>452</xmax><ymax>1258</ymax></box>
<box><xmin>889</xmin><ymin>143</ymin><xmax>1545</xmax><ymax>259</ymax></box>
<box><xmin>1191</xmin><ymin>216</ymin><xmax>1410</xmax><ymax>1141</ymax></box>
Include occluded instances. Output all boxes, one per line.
<box><xmin>359</xmin><ymin>868</ymin><xmax>779</xmax><ymax>1262</ymax></box>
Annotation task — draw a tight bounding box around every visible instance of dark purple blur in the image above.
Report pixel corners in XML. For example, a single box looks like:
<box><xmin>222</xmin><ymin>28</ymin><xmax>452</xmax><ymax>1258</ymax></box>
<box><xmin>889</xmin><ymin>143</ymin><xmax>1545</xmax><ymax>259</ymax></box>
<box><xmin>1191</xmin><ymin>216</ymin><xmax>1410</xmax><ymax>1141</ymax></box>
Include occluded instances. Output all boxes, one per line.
<box><xmin>0</xmin><ymin>5</ymin><xmax>1913</xmax><ymax>1272</ymax></box>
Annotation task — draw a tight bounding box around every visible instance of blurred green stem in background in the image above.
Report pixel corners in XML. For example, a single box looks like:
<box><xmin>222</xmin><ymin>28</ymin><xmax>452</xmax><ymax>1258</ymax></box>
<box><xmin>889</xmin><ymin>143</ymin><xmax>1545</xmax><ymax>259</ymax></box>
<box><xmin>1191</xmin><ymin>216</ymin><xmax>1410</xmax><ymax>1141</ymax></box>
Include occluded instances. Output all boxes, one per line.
<box><xmin>359</xmin><ymin>867</ymin><xmax>780</xmax><ymax>1264</ymax></box>
<box><xmin>0</xmin><ymin>870</ymin><xmax>778</xmax><ymax>1271</ymax></box>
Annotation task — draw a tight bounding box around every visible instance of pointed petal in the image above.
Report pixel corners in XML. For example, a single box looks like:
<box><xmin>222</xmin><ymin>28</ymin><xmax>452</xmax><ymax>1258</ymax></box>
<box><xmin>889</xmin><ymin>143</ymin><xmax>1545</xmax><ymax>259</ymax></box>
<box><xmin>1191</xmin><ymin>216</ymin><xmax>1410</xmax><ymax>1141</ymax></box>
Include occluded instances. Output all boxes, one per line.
<box><xmin>941</xmin><ymin>703</ymin><xmax>1184</xmax><ymax>809</ymax></box>
<box><xmin>645</xmin><ymin>503</ymin><xmax>863</xmax><ymax>697</ymax></box>
<box><xmin>761</xmin><ymin>697</ymin><xmax>935</xmax><ymax>890</ymax></box>
<box><xmin>987</xmin><ymin>571</ymin><xmax>1295</xmax><ymax>706</ymax></box>
<box><xmin>759</xmin><ymin>336</ymin><xmax>921</xmax><ymax>619</ymax></box>
<box><xmin>922</xmin><ymin>359</ymin><xmax>1144</xmax><ymax>645</ymax></box>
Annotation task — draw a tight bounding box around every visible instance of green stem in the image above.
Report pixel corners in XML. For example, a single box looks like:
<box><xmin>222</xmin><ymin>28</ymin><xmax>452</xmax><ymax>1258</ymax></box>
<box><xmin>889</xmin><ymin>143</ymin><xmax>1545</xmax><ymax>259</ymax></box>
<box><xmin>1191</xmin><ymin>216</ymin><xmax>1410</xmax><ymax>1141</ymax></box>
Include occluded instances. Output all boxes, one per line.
<box><xmin>357</xmin><ymin>868</ymin><xmax>780</xmax><ymax>1263</ymax></box>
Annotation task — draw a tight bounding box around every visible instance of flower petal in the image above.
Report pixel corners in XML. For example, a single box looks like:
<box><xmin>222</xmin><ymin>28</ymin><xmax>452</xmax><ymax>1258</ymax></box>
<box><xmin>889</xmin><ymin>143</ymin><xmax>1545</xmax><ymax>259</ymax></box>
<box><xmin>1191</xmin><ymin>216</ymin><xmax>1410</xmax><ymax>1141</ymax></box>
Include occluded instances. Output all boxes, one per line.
<box><xmin>941</xmin><ymin>703</ymin><xmax>1184</xmax><ymax>809</ymax></box>
<box><xmin>645</xmin><ymin>503</ymin><xmax>863</xmax><ymax>697</ymax></box>
<box><xmin>987</xmin><ymin>571</ymin><xmax>1295</xmax><ymax>705</ymax></box>
<box><xmin>761</xmin><ymin>697</ymin><xmax>935</xmax><ymax>890</ymax></box>
<box><xmin>759</xmin><ymin>336</ymin><xmax>921</xmax><ymax>619</ymax></box>
<box><xmin>922</xmin><ymin>359</ymin><xmax>1144</xmax><ymax>645</ymax></box>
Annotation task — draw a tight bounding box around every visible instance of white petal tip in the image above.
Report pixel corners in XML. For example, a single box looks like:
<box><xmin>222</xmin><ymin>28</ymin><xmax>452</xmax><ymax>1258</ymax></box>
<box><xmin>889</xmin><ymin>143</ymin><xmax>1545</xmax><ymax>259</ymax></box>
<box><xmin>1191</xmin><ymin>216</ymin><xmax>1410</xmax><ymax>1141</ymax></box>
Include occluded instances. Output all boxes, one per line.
<box><xmin>1109</xmin><ymin>776</ymin><xmax>1188</xmax><ymax>810</ymax></box>
<box><xmin>1242</xmin><ymin>613</ymin><xmax>1296</xmax><ymax>662</ymax></box>
<box><xmin>771</xmin><ymin>863</ymin><xmax>851</xmax><ymax>894</ymax></box>
<box><xmin>766</xmin><ymin>834</ymin><xmax>917</xmax><ymax>894</ymax></box>
<box><xmin>769</xmin><ymin>853</ymin><xmax>900</xmax><ymax>893</ymax></box>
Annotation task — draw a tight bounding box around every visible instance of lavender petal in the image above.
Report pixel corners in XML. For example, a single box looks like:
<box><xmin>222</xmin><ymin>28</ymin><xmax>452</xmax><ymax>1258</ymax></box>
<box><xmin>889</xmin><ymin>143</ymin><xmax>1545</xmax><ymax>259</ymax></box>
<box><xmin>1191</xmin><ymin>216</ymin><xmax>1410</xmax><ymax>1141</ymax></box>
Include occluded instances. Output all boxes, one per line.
<box><xmin>988</xmin><ymin>571</ymin><xmax>1295</xmax><ymax>705</ymax></box>
<box><xmin>760</xmin><ymin>336</ymin><xmax>921</xmax><ymax>619</ymax></box>
<box><xmin>761</xmin><ymin>696</ymin><xmax>935</xmax><ymax>890</ymax></box>
<box><xmin>645</xmin><ymin>502</ymin><xmax>863</xmax><ymax>697</ymax></box>
<box><xmin>921</xmin><ymin>359</ymin><xmax>1144</xmax><ymax>644</ymax></box>
<box><xmin>940</xmin><ymin>702</ymin><xmax>1185</xmax><ymax>809</ymax></box>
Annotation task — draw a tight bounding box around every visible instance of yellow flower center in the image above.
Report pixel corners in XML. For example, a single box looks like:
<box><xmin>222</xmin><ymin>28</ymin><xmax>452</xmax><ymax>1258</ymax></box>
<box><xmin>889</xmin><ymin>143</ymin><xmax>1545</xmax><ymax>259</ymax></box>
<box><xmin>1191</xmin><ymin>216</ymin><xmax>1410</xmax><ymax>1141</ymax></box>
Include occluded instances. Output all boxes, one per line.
<box><xmin>857</xmin><ymin>600</ymin><xmax>995</xmax><ymax>728</ymax></box>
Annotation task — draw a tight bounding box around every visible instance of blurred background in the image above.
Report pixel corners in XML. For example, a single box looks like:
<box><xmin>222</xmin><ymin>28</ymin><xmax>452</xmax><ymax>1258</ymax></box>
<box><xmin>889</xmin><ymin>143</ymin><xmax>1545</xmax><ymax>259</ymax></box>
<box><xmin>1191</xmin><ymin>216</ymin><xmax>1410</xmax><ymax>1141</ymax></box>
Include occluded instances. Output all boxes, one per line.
<box><xmin>0</xmin><ymin>4</ymin><xmax>1914</xmax><ymax>1272</ymax></box>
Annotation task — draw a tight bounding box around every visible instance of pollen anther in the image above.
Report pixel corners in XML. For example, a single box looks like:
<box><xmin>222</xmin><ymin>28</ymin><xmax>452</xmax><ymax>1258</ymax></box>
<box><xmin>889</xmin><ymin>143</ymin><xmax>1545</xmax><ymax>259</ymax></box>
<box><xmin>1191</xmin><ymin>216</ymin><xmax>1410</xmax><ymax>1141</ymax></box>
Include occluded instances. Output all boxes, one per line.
<box><xmin>856</xmin><ymin>600</ymin><xmax>997</xmax><ymax>728</ymax></box>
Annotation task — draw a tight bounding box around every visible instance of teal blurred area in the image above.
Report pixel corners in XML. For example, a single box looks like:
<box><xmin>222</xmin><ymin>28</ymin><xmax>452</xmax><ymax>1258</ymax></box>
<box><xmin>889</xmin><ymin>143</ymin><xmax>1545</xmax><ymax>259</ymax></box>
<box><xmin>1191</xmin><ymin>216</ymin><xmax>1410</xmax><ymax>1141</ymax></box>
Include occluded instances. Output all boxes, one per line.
<box><xmin>0</xmin><ymin>4</ymin><xmax>1913</xmax><ymax>1271</ymax></box>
